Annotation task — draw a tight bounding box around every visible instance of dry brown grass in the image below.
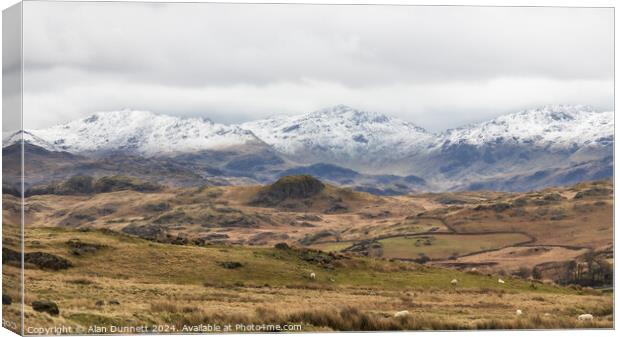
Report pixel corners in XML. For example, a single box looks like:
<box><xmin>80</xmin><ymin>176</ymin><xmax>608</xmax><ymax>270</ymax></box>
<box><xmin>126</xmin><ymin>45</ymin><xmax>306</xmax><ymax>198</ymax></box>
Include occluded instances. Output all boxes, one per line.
<box><xmin>15</xmin><ymin>255</ymin><xmax>612</xmax><ymax>332</ymax></box>
<box><xmin>475</xmin><ymin>315</ymin><xmax>613</xmax><ymax>329</ymax></box>
<box><xmin>151</xmin><ymin>303</ymin><xmax>613</xmax><ymax>331</ymax></box>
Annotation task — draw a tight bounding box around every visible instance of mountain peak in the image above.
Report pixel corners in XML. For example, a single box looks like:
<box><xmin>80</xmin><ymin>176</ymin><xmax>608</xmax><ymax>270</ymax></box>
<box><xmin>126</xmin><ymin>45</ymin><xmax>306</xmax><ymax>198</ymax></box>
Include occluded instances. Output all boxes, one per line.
<box><xmin>2</xmin><ymin>130</ymin><xmax>59</xmax><ymax>151</ymax></box>
<box><xmin>242</xmin><ymin>105</ymin><xmax>433</xmax><ymax>166</ymax></box>
<box><xmin>439</xmin><ymin>104</ymin><xmax>612</xmax><ymax>148</ymax></box>
<box><xmin>309</xmin><ymin>105</ymin><xmax>393</xmax><ymax>124</ymax></box>
<box><xmin>81</xmin><ymin>109</ymin><xmax>216</xmax><ymax>127</ymax></box>
<box><xmin>514</xmin><ymin>104</ymin><xmax>597</xmax><ymax>121</ymax></box>
<box><xmin>527</xmin><ymin>104</ymin><xmax>596</xmax><ymax>113</ymax></box>
<box><xmin>325</xmin><ymin>104</ymin><xmax>356</xmax><ymax>113</ymax></box>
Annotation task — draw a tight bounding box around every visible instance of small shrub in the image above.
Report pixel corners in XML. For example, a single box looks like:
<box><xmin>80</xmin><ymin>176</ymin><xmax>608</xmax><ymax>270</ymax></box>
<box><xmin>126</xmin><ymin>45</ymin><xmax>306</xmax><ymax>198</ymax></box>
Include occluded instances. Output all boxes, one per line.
<box><xmin>218</xmin><ymin>261</ymin><xmax>243</xmax><ymax>269</ymax></box>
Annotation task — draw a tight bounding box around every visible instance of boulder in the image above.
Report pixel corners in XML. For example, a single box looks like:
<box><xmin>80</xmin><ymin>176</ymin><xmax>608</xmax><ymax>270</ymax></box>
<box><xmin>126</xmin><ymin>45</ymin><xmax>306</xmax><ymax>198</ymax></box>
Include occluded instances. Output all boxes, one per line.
<box><xmin>121</xmin><ymin>223</ymin><xmax>167</xmax><ymax>241</ymax></box>
<box><xmin>32</xmin><ymin>300</ymin><xmax>59</xmax><ymax>316</ymax></box>
<box><xmin>274</xmin><ymin>242</ymin><xmax>290</xmax><ymax>250</ymax></box>
<box><xmin>218</xmin><ymin>261</ymin><xmax>243</xmax><ymax>269</ymax></box>
<box><xmin>25</xmin><ymin>252</ymin><xmax>73</xmax><ymax>270</ymax></box>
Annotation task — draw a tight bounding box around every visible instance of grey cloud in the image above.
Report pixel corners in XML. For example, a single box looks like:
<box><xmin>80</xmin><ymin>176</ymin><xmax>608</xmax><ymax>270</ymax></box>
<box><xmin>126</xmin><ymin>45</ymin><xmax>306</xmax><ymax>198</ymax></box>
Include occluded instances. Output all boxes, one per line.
<box><xmin>20</xmin><ymin>2</ymin><xmax>613</xmax><ymax>130</ymax></box>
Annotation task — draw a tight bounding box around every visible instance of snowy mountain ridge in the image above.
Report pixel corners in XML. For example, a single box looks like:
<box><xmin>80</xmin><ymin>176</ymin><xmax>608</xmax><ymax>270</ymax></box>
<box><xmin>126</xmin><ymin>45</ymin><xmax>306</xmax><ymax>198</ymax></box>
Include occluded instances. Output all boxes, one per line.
<box><xmin>436</xmin><ymin>104</ymin><xmax>613</xmax><ymax>149</ymax></box>
<box><xmin>241</xmin><ymin>104</ymin><xmax>435</xmax><ymax>162</ymax></box>
<box><xmin>4</xmin><ymin>104</ymin><xmax>613</xmax><ymax>159</ymax></box>
<box><xmin>7</xmin><ymin>109</ymin><xmax>262</xmax><ymax>155</ymax></box>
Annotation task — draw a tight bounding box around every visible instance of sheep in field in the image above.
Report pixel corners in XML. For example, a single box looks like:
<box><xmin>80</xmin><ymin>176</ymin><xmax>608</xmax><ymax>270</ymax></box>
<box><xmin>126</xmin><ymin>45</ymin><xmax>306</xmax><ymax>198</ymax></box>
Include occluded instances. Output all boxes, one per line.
<box><xmin>515</xmin><ymin>309</ymin><xmax>523</xmax><ymax>316</ymax></box>
<box><xmin>498</xmin><ymin>278</ymin><xmax>505</xmax><ymax>284</ymax></box>
<box><xmin>451</xmin><ymin>279</ymin><xmax>458</xmax><ymax>286</ymax></box>
<box><xmin>394</xmin><ymin>310</ymin><xmax>410</xmax><ymax>318</ymax></box>
<box><xmin>310</xmin><ymin>272</ymin><xmax>316</xmax><ymax>280</ymax></box>
<box><xmin>578</xmin><ymin>314</ymin><xmax>593</xmax><ymax>321</ymax></box>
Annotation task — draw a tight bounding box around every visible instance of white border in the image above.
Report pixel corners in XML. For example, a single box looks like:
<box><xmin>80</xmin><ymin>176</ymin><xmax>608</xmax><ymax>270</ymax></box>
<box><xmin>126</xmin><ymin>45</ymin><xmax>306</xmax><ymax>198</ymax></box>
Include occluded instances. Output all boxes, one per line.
<box><xmin>0</xmin><ymin>1</ymin><xmax>617</xmax><ymax>337</ymax></box>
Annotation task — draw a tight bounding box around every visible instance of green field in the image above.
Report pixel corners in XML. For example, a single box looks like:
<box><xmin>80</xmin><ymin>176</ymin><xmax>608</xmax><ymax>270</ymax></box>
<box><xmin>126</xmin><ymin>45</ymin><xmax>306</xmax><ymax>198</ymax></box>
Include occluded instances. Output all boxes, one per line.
<box><xmin>379</xmin><ymin>233</ymin><xmax>532</xmax><ymax>260</ymax></box>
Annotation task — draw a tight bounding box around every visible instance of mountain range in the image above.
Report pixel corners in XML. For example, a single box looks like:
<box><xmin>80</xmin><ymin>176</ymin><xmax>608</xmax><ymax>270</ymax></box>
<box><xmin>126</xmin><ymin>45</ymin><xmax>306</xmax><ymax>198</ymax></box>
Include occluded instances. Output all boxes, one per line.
<box><xmin>3</xmin><ymin>104</ymin><xmax>613</xmax><ymax>194</ymax></box>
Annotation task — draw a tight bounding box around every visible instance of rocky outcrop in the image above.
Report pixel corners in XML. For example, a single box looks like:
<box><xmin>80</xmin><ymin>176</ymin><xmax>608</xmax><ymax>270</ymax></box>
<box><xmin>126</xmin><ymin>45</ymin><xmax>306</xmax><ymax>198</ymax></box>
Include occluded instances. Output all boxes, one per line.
<box><xmin>3</xmin><ymin>248</ymin><xmax>72</xmax><ymax>270</ymax></box>
<box><xmin>251</xmin><ymin>175</ymin><xmax>325</xmax><ymax>206</ymax></box>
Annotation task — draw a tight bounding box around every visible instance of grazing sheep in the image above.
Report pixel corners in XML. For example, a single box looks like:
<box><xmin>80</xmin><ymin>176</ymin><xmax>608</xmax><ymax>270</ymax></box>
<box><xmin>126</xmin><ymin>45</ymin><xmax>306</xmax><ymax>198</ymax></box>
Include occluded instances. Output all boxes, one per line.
<box><xmin>451</xmin><ymin>279</ymin><xmax>458</xmax><ymax>285</ymax></box>
<box><xmin>470</xmin><ymin>267</ymin><xmax>477</xmax><ymax>272</ymax></box>
<box><xmin>498</xmin><ymin>278</ymin><xmax>505</xmax><ymax>284</ymax></box>
<box><xmin>544</xmin><ymin>313</ymin><xmax>551</xmax><ymax>317</ymax></box>
<box><xmin>309</xmin><ymin>272</ymin><xmax>316</xmax><ymax>280</ymax></box>
<box><xmin>578</xmin><ymin>314</ymin><xmax>593</xmax><ymax>321</ymax></box>
<box><xmin>515</xmin><ymin>309</ymin><xmax>523</xmax><ymax>316</ymax></box>
<box><xmin>394</xmin><ymin>310</ymin><xmax>410</xmax><ymax>318</ymax></box>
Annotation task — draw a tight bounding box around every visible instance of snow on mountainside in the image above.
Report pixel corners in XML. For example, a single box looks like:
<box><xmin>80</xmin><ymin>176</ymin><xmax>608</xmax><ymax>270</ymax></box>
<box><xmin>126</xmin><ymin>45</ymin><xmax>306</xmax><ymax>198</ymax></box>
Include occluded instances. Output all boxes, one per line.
<box><xmin>2</xmin><ymin>104</ymin><xmax>612</xmax><ymax>192</ymax></box>
<box><xmin>4</xmin><ymin>104</ymin><xmax>613</xmax><ymax>163</ymax></box>
<box><xmin>3</xmin><ymin>130</ymin><xmax>61</xmax><ymax>151</ymax></box>
<box><xmin>18</xmin><ymin>109</ymin><xmax>262</xmax><ymax>155</ymax></box>
<box><xmin>435</xmin><ymin>105</ymin><xmax>613</xmax><ymax>149</ymax></box>
<box><xmin>242</xmin><ymin>104</ymin><xmax>435</xmax><ymax>162</ymax></box>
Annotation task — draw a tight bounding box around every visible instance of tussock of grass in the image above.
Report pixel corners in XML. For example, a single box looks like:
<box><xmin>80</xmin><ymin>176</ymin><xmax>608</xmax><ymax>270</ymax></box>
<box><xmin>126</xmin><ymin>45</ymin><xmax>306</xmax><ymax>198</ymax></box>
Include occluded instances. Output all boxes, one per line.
<box><xmin>66</xmin><ymin>278</ymin><xmax>94</xmax><ymax>285</ymax></box>
<box><xmin>563</xmin><ymin>302</ymin><xmax>614</xmax><ymax>317</ymax></box>
<box><xmin>285</xmin><ymin>306</ymin><xmax>454</xmax><ymax>331</ymax></box>
<box><xmin>67</xmin><ymin>313</ymin><xmax>125</xmax><ymax>327</ymax></box>
<box><xmin>158</xmin><ymin>304</ymin><xmax>472</xmax><ymax>331</ymax></box>
<box><xmin>150</xmin><ymin>301</ymin><xmax>200</xmax><ymax>314</ymax></box>
<box><xmin>149</xmin><ymin>303</ymin><xmax>612</xmax><ymax>331</ymax></box>
<box><xmin>475</xmin><ymin>315</ymin><xmax>611</xmax><ymax>329</ymax></box>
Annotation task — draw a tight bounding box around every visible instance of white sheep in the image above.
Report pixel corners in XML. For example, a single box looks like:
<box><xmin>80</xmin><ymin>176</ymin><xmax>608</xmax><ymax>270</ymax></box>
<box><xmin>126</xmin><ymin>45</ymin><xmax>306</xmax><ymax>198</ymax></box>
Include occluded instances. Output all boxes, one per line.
<box><xmin>470</xmin><ymin>267</ymin><xmax>477</xmax><ymax>272</ymax></box>
<box><xmin>515</xmin><ymin>309</ymin><xmax>523</xmax><ymax>316</ymax></box>
<box><xmin>498</xmin><ymin>278</ymin><xmax>505</xmax><ymax>284</ymax></box>
<box><xmin>578</xmin><ymin>314</ymin><xmax>593</xmax><ymax>321</ymax></box>
<box><xmin>309</xmin><ymin>272</ymin><xmax>316</xmax><ymax>280</ymax></box>
<box><xmin>394</xmin><ymin>310</ymin><xmax>410</xmax><ymax>318</ymax></box>
<box><xmin>451</xmin><ymin>278</ymin><xmax>458</xmax><ymax>285</ymax></box>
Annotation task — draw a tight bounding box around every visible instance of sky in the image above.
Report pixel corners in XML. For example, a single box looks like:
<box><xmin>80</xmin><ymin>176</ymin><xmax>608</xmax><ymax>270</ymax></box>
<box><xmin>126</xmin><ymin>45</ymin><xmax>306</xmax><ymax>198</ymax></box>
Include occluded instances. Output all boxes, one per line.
<box><xmin>17</xmin><ymin>2</ymin><xmax>614</xmax><ymax>131</ymax></box>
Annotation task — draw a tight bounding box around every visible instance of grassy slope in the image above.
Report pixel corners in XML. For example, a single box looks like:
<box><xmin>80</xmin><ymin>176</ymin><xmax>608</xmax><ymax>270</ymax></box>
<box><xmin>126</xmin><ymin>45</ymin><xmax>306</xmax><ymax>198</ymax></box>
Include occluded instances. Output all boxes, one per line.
<box><xmin>22</xmin><ymin>227</ymin><xmax>568</xmax><ymax>294</ymax></box>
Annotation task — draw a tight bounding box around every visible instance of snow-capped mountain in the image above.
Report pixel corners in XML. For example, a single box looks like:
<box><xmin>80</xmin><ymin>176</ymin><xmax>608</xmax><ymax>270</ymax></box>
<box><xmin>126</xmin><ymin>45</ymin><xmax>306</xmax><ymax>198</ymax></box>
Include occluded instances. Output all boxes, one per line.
<box><xmin>410</xmin><ymin>104</ymin><xmax>614</xmax><ymax>190</ymax></box>
<box><xmin>13</xmin><ymin>109</ymin><xmax>262</xmax><ymax>155</ymax></box>
<box><xmin>242</xmin><ymin>104</ymin><xmax>434</xmax><ymax>166</ymax></box>
<box><xmin>435</xmin><ymin>105</ymin><xmax>613</xmax><ymax>150</ymax></box>
<box><xmin>3</xmin><ymin>104</ymin><xmax>613</xmax><ymax>192</ymax></box>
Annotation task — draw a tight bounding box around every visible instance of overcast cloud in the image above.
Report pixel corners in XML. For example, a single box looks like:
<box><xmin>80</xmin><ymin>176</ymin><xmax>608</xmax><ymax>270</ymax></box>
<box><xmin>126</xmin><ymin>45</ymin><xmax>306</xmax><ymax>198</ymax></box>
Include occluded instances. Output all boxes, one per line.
<box><xmin>18</xmin><ymin>2</ymin><xmax>613</xmax><ymax>131</ymax></box>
